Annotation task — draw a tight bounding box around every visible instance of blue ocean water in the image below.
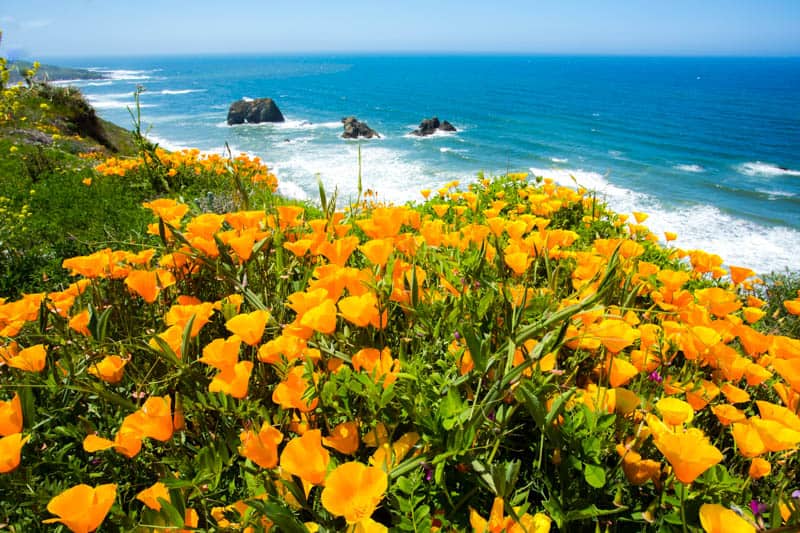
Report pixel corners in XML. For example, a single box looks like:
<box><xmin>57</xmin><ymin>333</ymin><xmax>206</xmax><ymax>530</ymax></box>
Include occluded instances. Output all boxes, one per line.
<box><xmin>51</xmin><ymin>55</ymin><xmax>800</xmax><ymax>273</ymax></box>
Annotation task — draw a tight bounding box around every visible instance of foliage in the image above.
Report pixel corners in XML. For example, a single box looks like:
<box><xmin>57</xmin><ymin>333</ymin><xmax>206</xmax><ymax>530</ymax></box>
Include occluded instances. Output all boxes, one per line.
<box><xmin>1</xmin><ymin>157</ymin><xmax>800</xmax><ymax>533</ymax></box>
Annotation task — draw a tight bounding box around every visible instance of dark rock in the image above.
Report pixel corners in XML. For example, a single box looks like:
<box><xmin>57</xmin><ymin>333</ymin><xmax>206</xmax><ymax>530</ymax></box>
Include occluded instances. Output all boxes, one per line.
<box><xmin>227</xmin><ymin>98</ymin><xmax>285</xmax><ymax>125</ymax></box>
<box><xmin>411</xmin><ymin>116</ymin><xmax>457</xmax><ymax>136</ymax></box>
<box><xmin>341</xmin><ymin>116</ymin><xmax>380</xmax><ymax>139</ymax></box>
<box><xmin>10</xmin><ymin>128</ymin><xmax>53</xmax><ymax>145</ymax></box>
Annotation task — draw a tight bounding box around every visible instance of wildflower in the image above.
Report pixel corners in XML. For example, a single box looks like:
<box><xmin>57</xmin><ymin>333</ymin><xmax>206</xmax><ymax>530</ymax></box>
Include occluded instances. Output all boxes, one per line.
<box><xmin>0</xmin><ymin>393</ymin><xmax>23</xmax><ymax>436</ymax></box>
<box><xmin>469</xmin><ymin>496</ymin><xmax>552</xmax><ymax>533</ymax></box>
<box><xmin>87</xmin><ymin>355</ymin><xmax>127</xmax><ymax>384</ymax></box>
<box><xmin>748</xmin><ymin>458</ymin><xmax>771</xmax><ymax>479</ymax></box>
<box><xmin>6</xmin><ymin>344</ymin><xmax>46</xmax><ymax>372</ymax></box>
<box><xmin>239</xmin><ymin>423</ymin><xmax>283</xmax><ymax>469</ymax></box>
<box><xmin>322</xmin><ymin>421</ymin><xmax>360</xmax><ymax>455</ymax></box>
<box><xmin>272</xmin><ymin>366</ymin><xmax>319</xmax><ymax>412</ymax></box>
<box><xmin>299</xmin><ymin>299</ymin><xmax>338</xmax><ymax>335</ymax></box>
<box><xmin>698</xmin><ymin>503</ymin><xmax>755</xmax><ymax>533</ymax></box>
<box><xmin>136</xmin><ymin>481</ymin><xmax>169</xmax><ymax>510</ymax></box>
<box><xmin>648</xmin><ymin>421</ymin><xmax>722</xmax><ymax>483</ymax></box>
<box><xmin>0</xmin><ymin>433</ymin><xmax>30</xmax><ymax>473</ymax></box>
<box><xmin>338</xmin><ymin>292</ymin><xmax>386</xmax><ymax>329</ymax></box>
<box><xmin>280</xmin><ymin>430</ymin><xmax>330</xmax><ymax>486</ymax></box>
<box><xmin>654</xmin><ymin>397</ymin><xmax>694</xmax><ymax>426</ymax></box>
<box><xmin>648</xmin><ymin>370</ymin><xmax>663</xmax><ymax>383</ymax></box>
<box><xmin>209</xmin><ymin>361</ymin><xmax>253</xmax><ymax>399</ymax></box>
<box><xmin>321</xmin><ymin>462</ymin><xmax>388</xmax><ymax>524</ymax></box>
<box><xmin>225</xmin><ymin>309</ymin><xmax>270</xmax><ymax>346</ymax></box>
<box><xmin>43</xmin><ymin>483</ymin><xmax>117</xmax><ymax>533</ymax></box>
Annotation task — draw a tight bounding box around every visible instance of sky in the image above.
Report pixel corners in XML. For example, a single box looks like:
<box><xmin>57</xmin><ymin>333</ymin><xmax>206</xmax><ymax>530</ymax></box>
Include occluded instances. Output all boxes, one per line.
<box><xmin>1</xmin><ymin>0</ymin><xmax>799</xmax><ymax>59</ymax></box>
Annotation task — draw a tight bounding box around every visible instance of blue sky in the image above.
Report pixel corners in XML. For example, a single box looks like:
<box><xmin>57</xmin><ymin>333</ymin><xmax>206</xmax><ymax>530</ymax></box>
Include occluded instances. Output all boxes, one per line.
<box><xmin>1</xmin><ymin>0</ymin><xmax>799</xmax><ymax>58</ymax></box>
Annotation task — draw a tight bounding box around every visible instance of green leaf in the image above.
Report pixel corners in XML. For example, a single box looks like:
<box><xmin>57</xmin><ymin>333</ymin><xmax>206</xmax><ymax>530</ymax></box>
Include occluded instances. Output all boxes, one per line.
<box><xmin>583</xmin><ymin>463</ymin><xmax>606</xmax><ymax>489</ymax></box>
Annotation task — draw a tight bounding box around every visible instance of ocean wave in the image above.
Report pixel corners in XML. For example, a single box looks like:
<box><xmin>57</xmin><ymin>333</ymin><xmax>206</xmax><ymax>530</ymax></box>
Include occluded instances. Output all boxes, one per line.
<box><xmin>404</xmin><ymin>128</ymin><xmax>458</xmax><ymax>140</ymax></box>
<box><xmin>87</xmin><ymin>81</ymin><xmax>113</xmax><ymax>86</ymax></box>
<box><xmin>755</xmin><ymin>188</ymin><xmax>797</xmax><ymax>199</ymax></box>
<box><xmin>159</xmin><ymin>89</ymin><xmax>206</xmax><ymax>95</ymax></box>
<box><xmin>674</xmin><ymin>164</ymin><xmax>705</xmax><ymax>173</ymax></box>
<box><xmin>737</xmin><ymin>161</ymin><xmax>800</xmax><ymax>178</ymax></box>
<box><xmin>529</xmin><ymin>166</ymin><xmax>800</xmax><ymax>273</ymax></box>
<box><xmin>220</xmin><ymin>118</ymin><xmax>342</xmax><ymax>131</ymax></box>
<box><xmin>85</xmin><ymin>95</ymin><xmax>154</xmax><ymax>110</ymax></box>
<box><xmin>88</xmin><ymin>68</ymin><xmax>152</xmax><ymax>81</ymax></box>
<box><xmin>550</xmin><ymin>157</ymin><xmax>568</xmax><ymax>164</ymax></box>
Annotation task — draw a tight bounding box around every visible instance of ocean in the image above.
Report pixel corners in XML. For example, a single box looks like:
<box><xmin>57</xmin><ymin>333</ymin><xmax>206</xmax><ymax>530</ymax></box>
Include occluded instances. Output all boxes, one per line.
<box><xmin>50</xmin><ymin>54</ymin><xmax>800</xmax><ymax>274</ymax></box>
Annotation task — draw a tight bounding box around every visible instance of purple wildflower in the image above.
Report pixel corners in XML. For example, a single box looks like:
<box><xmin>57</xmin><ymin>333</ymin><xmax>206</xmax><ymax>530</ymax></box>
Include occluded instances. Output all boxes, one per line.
<box><xmin>792</xmin><ymin>489</ymin><xmax>800</xmax><ymax>499</ymax></box>
<box><xmin>648</xmin><ymin>370</ymin><xmax>663</xmax><ymax>383</ymax></box>
<box><xmin>750</xmin><ymin>500</ymin><xmax>767</xmax><ymax>516</ymax></box>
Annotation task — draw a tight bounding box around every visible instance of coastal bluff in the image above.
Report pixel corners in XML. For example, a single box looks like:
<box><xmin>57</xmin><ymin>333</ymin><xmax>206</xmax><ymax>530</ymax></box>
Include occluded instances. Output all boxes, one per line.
<box><xmin>227</xmin><ymin>98</ymin><xmax>285</xmax><ymax>125</ymax></box>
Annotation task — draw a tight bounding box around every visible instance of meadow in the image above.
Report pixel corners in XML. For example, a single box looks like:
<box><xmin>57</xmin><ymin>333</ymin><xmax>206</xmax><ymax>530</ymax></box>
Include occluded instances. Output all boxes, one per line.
<box><xmin>2</xmin><ymin>62</ymin><xmax>800</xmax><ymax>532</ymax></box>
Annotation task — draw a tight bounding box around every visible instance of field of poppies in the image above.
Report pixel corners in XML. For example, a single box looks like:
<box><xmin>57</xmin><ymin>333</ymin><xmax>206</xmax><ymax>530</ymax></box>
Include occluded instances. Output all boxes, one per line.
<box><xmin>2</xmin><ymin>77</ymin><xmax>800</xmax><ymax>532</ymax></box>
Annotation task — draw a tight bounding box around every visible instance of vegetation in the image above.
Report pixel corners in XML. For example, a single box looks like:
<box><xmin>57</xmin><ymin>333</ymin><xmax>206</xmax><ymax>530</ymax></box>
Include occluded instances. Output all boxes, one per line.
<box><xmin>2</xmin><ymin>59</ymin><xmax>800</xmax><ymax>532</ymax></box>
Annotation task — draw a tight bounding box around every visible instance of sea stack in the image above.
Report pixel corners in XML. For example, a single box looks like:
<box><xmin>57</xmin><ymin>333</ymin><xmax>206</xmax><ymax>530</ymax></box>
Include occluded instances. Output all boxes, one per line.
<box><xmin>227</xmin><ymin>98</ymin><xmax>285</xmax><ymax>125</ymax></box>
<box><xmin>341</xmin><ymin>116</ymin><xmax>380</xmax><ymax>139</ymax></box>
<box><xmin>411</xmin><ymin>117</ymin><xmax>457</xmax><ymax>136</ymax></box>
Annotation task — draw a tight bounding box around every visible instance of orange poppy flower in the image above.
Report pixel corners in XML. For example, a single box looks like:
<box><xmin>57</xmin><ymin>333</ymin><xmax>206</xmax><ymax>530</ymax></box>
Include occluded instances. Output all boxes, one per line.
<box><xmin>359</xmin><ymin>238</ymin><xmax>394</xmax><ymax>267</ymax></box>
<box><xmin>0</xmin><ymin>393</ymin><xmax>23</xmax><ymax>436</ymax></box>
<box><xmin>124</xmin><ymin>270</ymin><xmax>161</xmax><ymax>303</ymax></box>
<box><xmin>322</xmin><ymin>421</ymin><xmax>360</xmax><ymax>455</ymax></box>
<box><xmin>616</xmin><ymin>445</ymin><xmax>661</xmax><ymax>486</ymax></box>
<box><xmin>280</xmin><ymin>429</ymin><xmax>330</xmax><ymax>486</ymax></box>
<box><xmin>68</xmin><ymin>310</ymin><xmax>91</xmax><ymax>336</ymax></box>
<box><xmin>771</xmin><ymin>358</ymin><xmax>800</xmax><ymax>393</ymax></box>
<box><xmin>699</xmin><ymin>504</ymin><xmax>755</xmax><ymax>533</ymax></box>
<box><xmin>338</xmin><ymin>293</ymin><xmax>385</xmax><ymax>329</ymax></box>
<box><xmin>756</xmin><ymin>400</ymin><xmax>800</xmax><ymax>432</ymax></box>
<box><xmin>276</xmin><ymin>205</ymin><xmax>305</xmax><ymax>229</ymax></box>
<box><xmin>284</xmin><ymin>238</ymin><xmax>313</xmax><ymax>257</ymax></box>
<box><xmin>272</xmin><ymin>366</ymin><xmax>319</xmax><ymax>412</ymax></box>
<box><xmin>370</xmin><ymin>431</ymin><xmax>420</xmax><ymax>471</ymax></box>
<box><xmin>731</xmin><ymin>421</ymin><xmax>766</xmax><ymax>458</ymax></box>
<box><xmin>720</xmin><ymin>383</ymin><xmax>750</xmax><ymax>404</ymax></box>
<box><xmin>655</xmin><ymin>397</ymin><xmax>694</xmax><ymax>426</ymax></box>
<box><xmin>6</xmin><ymin>344</ymin><xmax>46</xmax><ymax>372</ymax></box>
<box><xmin>748</xmin><ymin>457</ymin><xmax>771</xmax><ymax>480</ymax></box>
<box><xmin>164</xmin><ymin>302</ymin><xmax>215</xmax><ymax>338</ymax></box>
<box><xmin>710</xmin><ymin>404</ymin><xmax>746</xmax><ymax>426</ymax></box>
<box><xmin>209</xmin><ymin>361</ymin><xmax>253</xmax><ymax>399</ymax></box>
<box><xmin>0</xmin><ymin>433</ymin><xmax>30</xmax><ymax>473</ymax></box>
<box><xmin>320</xmin><ymin>236</ymin><xmax>360</xmax><ymax>266</ymax></box>
<box><xmin>749</xmin><ymin>417</ymin><xmax>800</xmax><ymax>452</ymax></box>
<box><xmin>469</xmin><ymin>496</ymin><xmax>552</xmax><ymax>533</ymax></box>
<box><xmin>136</xmin><ymin>481</ymin><xmax>169</xmax><ymax>510</ymax></box>
<box><xmin>148</xmin><ymin>325</ymin><xmax>183</xmax><ymax>359</ymax></box>
<box><xmin>239</xmin><ymin>422</ymin><xmax>283</xmax><ymax>469</ymax></box>
<box><xmin>225</xmin><ymin>310</ymin><xmax>270</xmax><ymax>346</ymax></box>
<box><xmin>199</xmin><ymin>336</ymin><xmax>242</xmax><ymax>371</ymax></box>
<box><xmin>321</xmin><ymin>462</ymin><xmax>388</xmax><ymax>523</ymax></box>
<box><xmin>352</xmin><ymin>348</ymin><xmax>401</xmax><ymax>388</ymax></box>
<box><xmin>588</xmin><ymin>319</ymin><xmax>640</xmax><ymax>354</ymax></box>
<box><xmin>43</xmin><ymin>483</ymin><xmax>117</xmax><ymax>533</ymax></box>
<box><xmin>123</xmin><ymin>396</ymin><xmax>174</xmax><ymax>443</ymax></box>
<box><xmin>299</xmin><ymin>299</ymin><xmax>338</xmax><ymax>335</ymax></box>
<box><xmin>504</xmin><ymin>252</ymin><xmax>532</xmax><ymax>275</ymax></box>
<box><xmin>785</xmin><ymin>300</ymin><xmax>800</xmax><ymax>315</ymax></box>
<box><xmin>651</xmin><ymin>426</ymin><xmax>722</xmax><ymax>483</ymax></box>
<box><xmin>87</xmin><ymin>356</ymin><xmax>127</xmax><ymax>384</ymax></box>
<box><xmin>608</xmin><ymin>357</ymin><xmax>639</xmax><ymax>387</ymax></box>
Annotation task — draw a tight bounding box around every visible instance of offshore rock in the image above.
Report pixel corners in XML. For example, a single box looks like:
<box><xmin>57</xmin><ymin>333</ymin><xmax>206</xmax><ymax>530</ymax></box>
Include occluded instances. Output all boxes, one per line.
<box><xmin>342</xmin><ymin>116</ymin><xmax>380</xmax><ymax>139</ymax></box>
<box><xmin>227</xmin><ymin>98</ymin><xmax>285</xmax><ymax>125</ymax></box>
<box><xmin>411</xmin><ymin>117</ymin><xmax>457</xmax><ymax>136</ymax></box>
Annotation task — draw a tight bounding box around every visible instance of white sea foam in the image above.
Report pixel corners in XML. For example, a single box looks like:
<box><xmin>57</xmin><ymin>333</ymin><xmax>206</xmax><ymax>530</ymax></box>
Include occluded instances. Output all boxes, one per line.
<box><xmin>220</xmin><ymin>118</ymin><xmax>341</xmax><ymax>130</ymax></box>
<box><xmin>145</xmin><ymin>134</ymin><xmax>193</xmax><ymax>152</ymax></box>
<box><xmin>88</xmin><ymin>69</ymin><xmax>152</xmax><ymax>81</ymax></box>
<box><xmin>755</xmin><ymin>188</ymin><xmax>797</xmax><ymax>199</ymax></box>
<box><xmin>738</xmin><ymin>161</ymin><xmax>800</xmax><ymax>177</ymax></box>
<box><xmin>85</xmin><ymin>94</ymin><xmax>154</xmax><ymax>110</ymax></box>
<box><xmin>550</xmin><ymin>157</ymin><xmax>568</xmax><ymax>164</ymax></box>
<box><xmin>529</xmin><ymin>166</ymin><xmax>800</xmax><ymax>273</ymax></box>
<box><xmin>159</xmin><ymin>89</ymin><xmax>205</xmax><ymax>95</ymax></box>
<box><xmin>674</xmin><ymin>164</ymin><xmax>705</xmax><ymax>173</ymax></box>
<box><xmin>87</xmin><ymin>81</ymin><xmax>113</xmax><ymax>86</ymax></box>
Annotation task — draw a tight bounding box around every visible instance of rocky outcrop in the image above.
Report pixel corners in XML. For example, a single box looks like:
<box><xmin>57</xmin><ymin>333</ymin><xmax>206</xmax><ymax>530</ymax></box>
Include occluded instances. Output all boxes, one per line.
<box><xmin>342</xmin><ymin>116</ymin><xmax>380</xmax><ymax>139</ymax></box>
<box><xmin>227</xmin><ymin>98</ymin><xmax>285</xmax><ymax>125</ymax></box>
<box><xmin>411</xmin><ymin>117</ymin><xmax>457</xmax><ymax>136</ymax></box>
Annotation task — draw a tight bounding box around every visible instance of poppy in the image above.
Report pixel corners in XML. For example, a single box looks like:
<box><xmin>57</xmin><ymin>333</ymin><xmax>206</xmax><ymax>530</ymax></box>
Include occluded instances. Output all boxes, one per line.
<box><xmin>698</xmin><ymin>503</ymin><xmax>755</xmax><ymax>533</ymax></box>
<box><xmin>165</xmin><ymin>302</ymin><xmax>215</xmax><ymax>338</ymax></box>
<box><xmin>320</xmin><ymin>236</ymin><xmax>360</xmax><ymax>266</ymax></box>
<box><xmin>655</xmin><ymin>397</ymin><xmax>694</xmax><ymax>426</ymax></box>
<box><xmin>280</xmin><ymin>429</ymin><xmax>330</xmax><ymax>486</ymax></box>
<box><xmin>731</xmin><ymin>422</ymin><xmax>766</xmax><ymax>458</ymax></box>
<box><xmin>0</xmin><ymin>393</ymin><xmax>22</xmax><ymax>436</ymax></box>
<box><xmin>616</xmin><ymin>445</ymin><xmax>661</xmax><ymax>486</ymax></box>
<box><xmin>87</xmin><ymin>355</ymin><xmax>127</xmax><ymax>384</ymax></box>
<box><xmin>209</xmin><ymin>361</ymin><xmax>253</xmax><ymax>399</ymax></box>
<box><xmin>359</xmin><ymin>238</ymin><xmax>394</xmax><ymax>267</ymax></box>
<box><xmin>68</xmin><ymin>310</ymin><xmax>91</xmax><ymax>336</ymax></box>
<box><xmin>338</xmin><ymin>293</ymin><xmax>385</xmax><ymax>329</ymax></box>
<box><xmin>321</xmin><ymin>462</ymin><xmax>388</xmax><ymax>523</ymax></box>
<box><xmin>299</xmin><ymin>299</ymin><xmax>338</xmax><ymax>335</ymax></box>
<box><xmin>239</xmin><ymin>423</ymin><xmax>283</xmax><ymax>469</ymax></box>
<box><xmin>225</xmin><ymin>310</ymin><xmax>270</xmax><ymax>346</ymax></box>
<box><xmin>748</xmin><ymin>458</ymin><xmax>771</xmax><ymax>480</ymax></box>
<box><xmin>124</xmin><ymin>270</ymin><xmax>161</xmax><ymax>303</ymax></box>
<box><xmin>650</xmin><ymin>426</ymin><xmax>723</xmax><ymax>483</ymax></box>
<box><xmin>322</xmin><ymin>421</ymin><xmax>360</xmax><ymax>455</ymax></box>
<box><xmin>43</xmin><ymin>483</ymin><xmax>117</xmax><ymax>533</ymax></box>
<box><xmin>6</xmin><ymin>344</ymin><xmax>46</xmax><ymax>372</ymax></box>
<box><xmin>199</xmin><ymin>336</ymin><xmax>242</xmax><ymax>371</ymax></box>
<box><xmin>0</xmin><ymin>433</ymin><xmax>29</xmax><ymax>473</ymax></box>
<box><xmin>720</xmin><ymin>383</ymin><xmax>750</xmax><ymax>404</ymax></box>
<box><xmin>608</xmin><ymin>357</ymin><xmax>640</xmax><ymax>387</ymax></box>
<box><xmin>136</xmin><ymin>481</ymin><xmax>169</xmax><ymax>510</ymax></box>
<box><xmin>272</xmin><ymin>366</ymin><xmax>319</xmax><ymax>412</ymax></box>
<box><xmin>710</xmin><ymin>404</ymin><xmax>746</xmax><ymax>426</ymax></box>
